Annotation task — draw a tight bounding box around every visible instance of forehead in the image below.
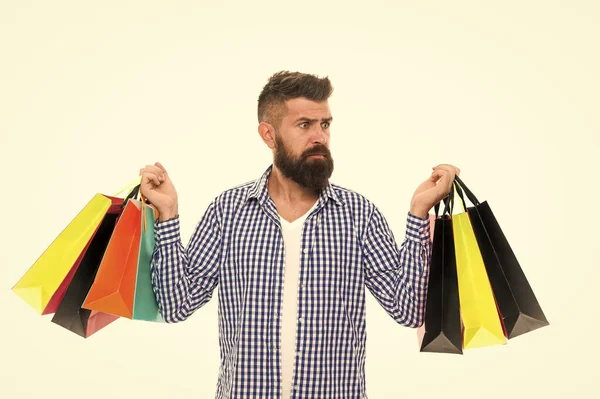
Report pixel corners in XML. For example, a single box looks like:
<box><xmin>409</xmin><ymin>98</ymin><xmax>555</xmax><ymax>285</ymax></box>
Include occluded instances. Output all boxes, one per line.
<box><xmin>283</xmin><ymin>97</ymin><xmax>331</xmax><ymax>121</ymax></box>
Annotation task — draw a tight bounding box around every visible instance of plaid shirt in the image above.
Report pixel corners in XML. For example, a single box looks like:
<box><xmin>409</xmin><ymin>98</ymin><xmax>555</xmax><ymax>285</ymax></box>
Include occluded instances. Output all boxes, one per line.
<box><xmin>151</xmin><ymin>165</ymin><xmax>431</xmax><ymax>399</ymax></box>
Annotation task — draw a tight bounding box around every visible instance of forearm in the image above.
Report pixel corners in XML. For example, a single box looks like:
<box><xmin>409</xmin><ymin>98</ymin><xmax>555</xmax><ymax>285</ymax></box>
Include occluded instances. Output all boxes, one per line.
<box><xmin>364</xmin><ymin>210</ymin><xmax>432</xmax><ymax>328</ymax></box>
<box><xmin>151</xmin><ymin>246</ymin><xmax>214</xmax><ymax>323</ymax></box>
<box><xmin>151</xmin><ymin>216</ymin><xmax>219</xmax><ymax>323</ymax></box>
<box><xmin>395</xmin><ymin>225</ymin><xmax>431</xmax><ymax>327</ymax></box>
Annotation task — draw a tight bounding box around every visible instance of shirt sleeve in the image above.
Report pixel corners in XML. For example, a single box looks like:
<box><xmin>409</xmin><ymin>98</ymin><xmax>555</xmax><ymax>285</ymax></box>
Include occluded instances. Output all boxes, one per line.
<box><xmin>362</xmin><ymin>207</ymin><xmax>432</xmax><ymax>328</ymax></box>
<box><xmin>150</xmin><ymin>200</ymin><xmax>222</xmax><ymax>323</ymax></box>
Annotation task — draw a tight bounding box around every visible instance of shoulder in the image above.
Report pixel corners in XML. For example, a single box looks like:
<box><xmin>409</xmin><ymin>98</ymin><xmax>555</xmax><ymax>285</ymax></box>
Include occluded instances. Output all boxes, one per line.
<box><xmin>330</xmin><ymin>182</ymin><xmax>377</xmax><ymax>218</ymax></box>
<box><xmin>212</xmin><ymin>179</ymin><xmax>256</xmax><ymax>209</ymax></box>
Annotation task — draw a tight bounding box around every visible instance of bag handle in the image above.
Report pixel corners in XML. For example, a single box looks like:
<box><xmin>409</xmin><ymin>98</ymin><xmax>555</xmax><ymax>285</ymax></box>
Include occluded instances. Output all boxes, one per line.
<box><xmin>113</xmin><ymin>177</ymin><xmax>158</xmax><ymax>232</ymax></box>
<box><xmin>454</xmin><ymin>175</ymin><xmax>480</xmax><ymax>206</ymax></box>
<box><xmin>120</xmin><ymin>183</ymin><xmax>157</xmax><ymax>232</ymax></box>
<box><xmin>453</xmin><ymin>180</ymin><xmax>468</xmax><ymax>213</ymax></box>
<box><xmin>113</xmin><ymin>177</ymin><xmax>142</xmax><ymax>198</ymax></box>
<box><xmin>123</xmin><ymin>184</ymin><xmax>141</xmax><ymax>204</ymax></box>
<box><xmin>433</xmin><ymin>182</ymin><xmax>454</xmax><ymax>218</ymax></box>
<box><xmin>434</xmin><ymin>175</ymin><xmax>479</xmax><ymax>217</ymax></box>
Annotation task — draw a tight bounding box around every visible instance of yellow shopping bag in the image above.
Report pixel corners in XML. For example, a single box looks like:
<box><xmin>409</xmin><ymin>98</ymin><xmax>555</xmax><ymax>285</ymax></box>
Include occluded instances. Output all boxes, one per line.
<box><xmin>12</xmin><ymin>179</ymin><xmax>141</xmax><ymax>314</ymax></box>
<box><xmin>452</xmin><ymin>184</ymin><xmax>506</xmax><ymax>349</ymax></box>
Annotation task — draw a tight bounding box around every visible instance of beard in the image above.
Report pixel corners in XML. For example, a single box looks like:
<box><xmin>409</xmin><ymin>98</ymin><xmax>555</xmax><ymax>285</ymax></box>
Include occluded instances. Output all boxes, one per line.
<box><xmin>273</xmin><ymin>134</ymin><xmax>334</xmax><ymax>194</ymax></box>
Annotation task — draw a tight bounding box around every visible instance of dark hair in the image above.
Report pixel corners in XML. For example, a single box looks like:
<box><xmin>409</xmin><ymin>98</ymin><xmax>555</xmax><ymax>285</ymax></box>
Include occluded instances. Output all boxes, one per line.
<box><xmin>257</xmin><ymin>71</ymin><xmax>334</xmax><ymax>128</ymax></box>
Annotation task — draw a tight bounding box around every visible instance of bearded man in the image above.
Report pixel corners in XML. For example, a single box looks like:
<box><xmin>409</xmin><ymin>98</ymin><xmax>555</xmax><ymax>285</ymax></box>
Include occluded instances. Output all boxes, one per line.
<box><xmin>139</xmin><ymin>70</ymin><xmax>460</xmax><ymax>399</ymax></box>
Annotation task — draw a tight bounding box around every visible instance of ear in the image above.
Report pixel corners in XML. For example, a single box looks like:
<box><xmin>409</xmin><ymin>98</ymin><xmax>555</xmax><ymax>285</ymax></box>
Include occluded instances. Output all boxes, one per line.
<box><xmin>258</xmin><ymin>122</ymin><xmax>276</xmax><ymax>150</ymax></box>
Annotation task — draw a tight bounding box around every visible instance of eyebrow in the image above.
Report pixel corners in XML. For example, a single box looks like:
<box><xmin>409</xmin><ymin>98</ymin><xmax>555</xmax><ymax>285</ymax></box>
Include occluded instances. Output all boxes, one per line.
<box><xmin>293</xmin><ymin>116</ymin><xmax>333</xmax><ymax>123</ymax></box>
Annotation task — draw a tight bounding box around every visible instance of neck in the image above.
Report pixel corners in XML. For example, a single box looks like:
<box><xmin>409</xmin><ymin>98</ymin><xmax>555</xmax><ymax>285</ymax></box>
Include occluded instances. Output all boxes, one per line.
<box><xmin>268</xmin><ymin>165</ymin><xmax>320</xmax><ymax>204</ymax></box>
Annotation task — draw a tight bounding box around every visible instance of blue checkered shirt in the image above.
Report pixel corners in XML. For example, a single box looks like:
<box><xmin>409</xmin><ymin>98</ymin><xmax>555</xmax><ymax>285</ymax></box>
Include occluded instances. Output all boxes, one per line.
<box><xmin>151</xmin><ymin>165</ymin><xmax>431</xmax><ymax>399</ymax></box>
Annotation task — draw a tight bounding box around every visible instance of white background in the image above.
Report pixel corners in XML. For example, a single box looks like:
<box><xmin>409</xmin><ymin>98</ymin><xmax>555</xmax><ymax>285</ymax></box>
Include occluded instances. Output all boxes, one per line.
<box><xmin>1</xmin><ymin>1</ymin><xmax>597</xmax><ymax>398</ymax></box>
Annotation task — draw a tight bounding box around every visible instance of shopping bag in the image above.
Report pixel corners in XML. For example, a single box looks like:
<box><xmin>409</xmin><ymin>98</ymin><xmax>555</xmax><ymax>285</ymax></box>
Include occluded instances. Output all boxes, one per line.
<box><xmin>453</xmin><ymin>181</ymin><xmax>506</xmax><ymax>349</ymax></box>
<box><xmin>82</xmin><ymin>198</ymin><xmax>142</xmax><ymax>318</ymax></box>
<box><xmin>11</xmin><ymin>179</ymin><xmax>141</xmax><ymax>315</ymax></box>
<box><xmin>132</xmin><ymin>203</ymin><xmax>162</xmax><ymax>321</ymax></box>
<box><xmin>51</xmin><ymin>213</ymin><xmax>120</xmax><ymax>338</ymax></box>
<box><xmin>417</xmin><ymin>213</ymin><xmax>436</xmax><ymax>347</ymax></box>
<box><xmin>83</xmin><ymin>194</ymin><xmax>163</xmax><ymax>322</ymax></box>
<box><xmin>454</xmin><ymin>176</ymin><xmax>549</xmax><ymax>338</ymax></box>
<box><xmin>420</xmin><ymin>195</ymin><xmax>463</xmax><ymax>354</ymax></box>
<box><xmin>12</xmin><ymin>195</ymin><xmax>124</xmax><ymax>314</ymax></box>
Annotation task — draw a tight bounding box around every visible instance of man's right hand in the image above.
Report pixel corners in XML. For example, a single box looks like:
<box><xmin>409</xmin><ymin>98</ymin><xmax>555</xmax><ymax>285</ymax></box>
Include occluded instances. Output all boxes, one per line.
<box><xmin>139</xmin><ymin>162</ymin><xmax>179</xmax><ymax>222</ymax></box>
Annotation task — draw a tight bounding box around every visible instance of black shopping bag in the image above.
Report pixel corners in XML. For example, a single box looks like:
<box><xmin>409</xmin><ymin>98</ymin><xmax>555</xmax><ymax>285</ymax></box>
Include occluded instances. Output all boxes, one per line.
<box><xmin>420</xmin><ymin>192</ymin><xmax>463</xmax><ymax>354</ymax></box>
<box><xmin>453</xmin><ymin>176</ymin><xmax>549</xmax><ymax>339</ymax></box>
<box><xmin>51</xmin><ymin>213</ymin><xmax>120</xmax><ymax>338</ymax></box>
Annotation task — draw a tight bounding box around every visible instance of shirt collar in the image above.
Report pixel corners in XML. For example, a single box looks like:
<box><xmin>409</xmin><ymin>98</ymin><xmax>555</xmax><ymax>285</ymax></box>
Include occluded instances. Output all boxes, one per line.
<box><xmin>246</xmin><ymin>164</ymin><xmax>345</xmax><ymax>208</ymax></box>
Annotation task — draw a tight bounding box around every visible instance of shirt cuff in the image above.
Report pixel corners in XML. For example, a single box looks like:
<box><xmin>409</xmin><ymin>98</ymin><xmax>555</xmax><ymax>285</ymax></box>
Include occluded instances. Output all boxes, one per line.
<box><xmin>406</xmin><ymin>211</ymin><xmax>431</xmax><ymax>244</ymax></box>
<box><xmin>154</xmin><ymin>215</ymin><xmax>182</xmax><ymax>246</ymax></box>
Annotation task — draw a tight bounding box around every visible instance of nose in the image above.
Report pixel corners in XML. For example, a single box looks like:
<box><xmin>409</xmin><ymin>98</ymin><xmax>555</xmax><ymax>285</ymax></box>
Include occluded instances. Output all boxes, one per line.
<box><xmin>311</xmin><ymin>124</ymin><xmax>329</xmax><ymax>146</ymax></box>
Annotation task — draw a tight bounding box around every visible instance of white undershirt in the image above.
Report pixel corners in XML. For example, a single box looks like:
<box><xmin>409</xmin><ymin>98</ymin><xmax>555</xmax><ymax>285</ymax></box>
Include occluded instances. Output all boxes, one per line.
<box><xmin>278</xmin><ymin>200</ymin><xmax>317</xmax><ymax>399</ymax></box>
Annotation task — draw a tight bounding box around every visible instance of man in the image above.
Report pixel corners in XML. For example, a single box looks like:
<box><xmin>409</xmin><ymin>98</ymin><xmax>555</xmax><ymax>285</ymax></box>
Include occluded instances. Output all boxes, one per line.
<box><xmin>140</xmin><ymin>71</ymin><xmax>459</xmax><ymax>399</ymax></box>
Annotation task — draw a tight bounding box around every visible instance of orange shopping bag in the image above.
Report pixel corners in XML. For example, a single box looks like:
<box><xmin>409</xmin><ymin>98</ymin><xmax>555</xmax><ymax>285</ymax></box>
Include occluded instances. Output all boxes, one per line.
<box><xmin>82</xmin><ymin>198</ymin><xmax>143</xmax><ymax>318</ymax></box>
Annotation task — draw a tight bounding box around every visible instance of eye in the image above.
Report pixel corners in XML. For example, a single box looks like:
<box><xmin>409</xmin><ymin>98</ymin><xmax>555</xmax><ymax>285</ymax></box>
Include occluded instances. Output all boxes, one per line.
<box><xmin>321</xmin><ymin>122</ymin><xmax>330</xmax><ymax>129</ymax></box>
<box><xmin>299</xmin><ymin>122</ymin><xmax>309</xmax><ymax>128</ymax></box>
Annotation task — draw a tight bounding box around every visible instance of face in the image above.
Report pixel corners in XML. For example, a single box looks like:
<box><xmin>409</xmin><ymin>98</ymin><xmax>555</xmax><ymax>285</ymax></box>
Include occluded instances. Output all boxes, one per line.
<box><xmin>272</xmin><ymin>98</ymin><xmax>334</xmax><ymax>193</ymax></box>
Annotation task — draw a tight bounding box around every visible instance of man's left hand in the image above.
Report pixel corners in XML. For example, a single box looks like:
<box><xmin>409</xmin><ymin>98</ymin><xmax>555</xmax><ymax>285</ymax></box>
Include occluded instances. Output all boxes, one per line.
<box><xmin>410</xmin><ymin>164</ymin><xmax>461</xmax><ymax>219</ymax></box>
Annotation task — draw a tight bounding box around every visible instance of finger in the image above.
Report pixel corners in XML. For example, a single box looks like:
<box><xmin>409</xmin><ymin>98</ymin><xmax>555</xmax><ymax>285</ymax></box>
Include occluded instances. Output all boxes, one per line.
<box><xmin>432</xmin><ymin>170</ymin><xmax>453</xmax><ymax>193</ymax></box>
<box><xmin>144</xmin><ymin>173</ymin><xmax>161</xmax><ymax>187</ymax></box>
<box><xmin>142</xmin><ymin>172</ymin><xmax>160</xmax><ymax>187</ymax></box>
<box><xmin>144</xmin><ymin>165</ymin><xmax>165</xmax><ymax>181</ymax></box>
<box><xmin>433</xmin><ymin>166</ymin><xmax>456</xmax><ymax>184</ymax></box>
<box><xmin>155</xmin><ymin>162</ymin><xmax>168</xmax><ymax>175</ymax></box>
<box><xmin>431</xmin><ymin>169</ymin><xmax>449</xmax><ymax>181</ymax></box>
<box><xmin>139</xmin><ymin>167</ymin><xmax>162</xmax><ymax>181</ymax></box>
<box><xmin>433</xmin><ymin>164</ymin><xmax>460</xmax><ymax>177</ymax></box>
<box><xmin>418</xmin><ymin>178</ymin><xmax>437</xmax><ymax>191</ymax></box>
<box><xmin>432</xmin><ymin>164</ymin><xmax>454</xmax><ymax>174</ymax></box>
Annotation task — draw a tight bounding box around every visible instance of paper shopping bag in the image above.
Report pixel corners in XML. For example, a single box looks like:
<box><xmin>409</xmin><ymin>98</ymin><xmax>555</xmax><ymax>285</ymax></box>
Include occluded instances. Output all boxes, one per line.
<box><xmin>12</xmin><ymin>194</ymin><xmax>124</xmax><ymax>314</ymax></box>
<box><xmin>82</xmin><ymin>199</ymin><xmax>142</xmax><ymax>318</ymax></box>
<box><xmin>420</xmin><ymin>193</ymin><xmax>463</xmax><ymax>354</ymax></box>
<box><xmin>452</xmin><ymin>183</ymin><xmax>506</xmax><ymax>349</ymax></box>
<box><xmin>132</xmin><ymin>203</ymin><xmax>163</xmax><ymax>322</ymax></box>
<box><xmin>454</xmin><ymin>176</ymin><xmax>549</xmax><ymax>339</ymax></box>
<box><xmin>420</xmin><ymin>216</ymin><xmax>463</xmax><ymax>354</ymax></box>
<box><xmin>417</xmin><ymin>213</ymin><xmax>437</xmax><ymax>347</ymax></box>
<box><xmin>51</xmin><ymin>213</ymin><xmax>120</xmax><ymax>337</ymax></box>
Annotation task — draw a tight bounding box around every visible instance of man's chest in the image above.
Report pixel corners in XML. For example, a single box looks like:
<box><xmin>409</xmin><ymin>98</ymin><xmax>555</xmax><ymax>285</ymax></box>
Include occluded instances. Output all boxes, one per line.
<box><xmin>219</xmin><ymin>209</ymin><xmax>364</xmax><ymax>294</ymax></box>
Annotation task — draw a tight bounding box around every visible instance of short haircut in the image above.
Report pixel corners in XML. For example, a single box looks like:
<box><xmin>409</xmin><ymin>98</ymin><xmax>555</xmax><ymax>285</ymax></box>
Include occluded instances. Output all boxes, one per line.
<box><xmin>257</xmin><ymin>71</ymin><xmax>334</xmax><ymax>128</ymax></box>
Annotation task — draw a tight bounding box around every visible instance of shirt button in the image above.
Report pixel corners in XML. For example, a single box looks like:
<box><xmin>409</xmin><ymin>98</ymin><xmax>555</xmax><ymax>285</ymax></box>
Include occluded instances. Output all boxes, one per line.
<box><xmin>296</xmin><ymin>351</ymin><xmax>301</xmax><ymax>356</ymax></box>
<box><xmin>294</xmin><ymin>385</ymin><xmax>299</xmax><ymax>390</ymax></box>
<box><xmin>302</xmin><ymin>248</ymin><xmax>308</xmax><ymax>254</ymax></box>
<box><xmin>298</xmin><ymin>317</ymin><xmax>304</xmax><ymax>323</ymax></box>
<box><xmin>301</xmin><ymin>283</ymin><xmax>306</xmax><ymax>289</ymax></box>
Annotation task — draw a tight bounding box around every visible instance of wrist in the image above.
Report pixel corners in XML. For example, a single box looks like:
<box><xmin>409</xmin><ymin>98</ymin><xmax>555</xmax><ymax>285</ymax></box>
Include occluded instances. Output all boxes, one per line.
<box><xmin>409</xmin><ymin>204</ymin><xmax>428</xmax><ymax>219</ymax></box>
<box><xmin>158</xmin><ymin>208</ymin><xmax>178</xmax><ymax>222</ymax></box>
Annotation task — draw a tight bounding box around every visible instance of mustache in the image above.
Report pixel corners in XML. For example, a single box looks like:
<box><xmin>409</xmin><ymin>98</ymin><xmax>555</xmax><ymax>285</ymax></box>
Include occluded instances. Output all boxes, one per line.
<box><xmin>302</xmin><ymin>145</ymin><xmax>331</xmax><ymax>158</ymax></box>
